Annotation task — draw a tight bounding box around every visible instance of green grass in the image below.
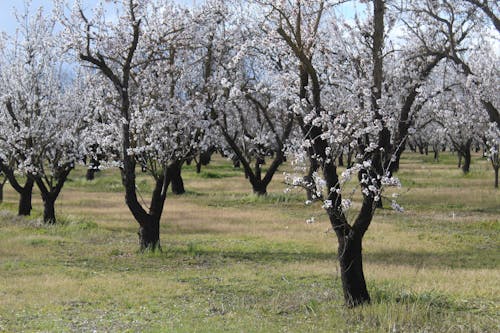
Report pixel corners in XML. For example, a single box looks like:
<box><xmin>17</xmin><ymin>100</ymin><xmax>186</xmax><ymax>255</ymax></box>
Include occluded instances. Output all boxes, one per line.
<box><xmin>0</xmin><ymin>152</ymin><xmax>498</xmax><ymax>332</ymax></box>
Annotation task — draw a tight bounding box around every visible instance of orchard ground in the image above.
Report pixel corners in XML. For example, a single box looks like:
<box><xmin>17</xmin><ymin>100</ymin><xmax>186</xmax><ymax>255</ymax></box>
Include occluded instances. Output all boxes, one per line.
<box><xmin>0</xmin><ymin>152</ymin><xmax>498</xmax><ymax>332</ymax></box>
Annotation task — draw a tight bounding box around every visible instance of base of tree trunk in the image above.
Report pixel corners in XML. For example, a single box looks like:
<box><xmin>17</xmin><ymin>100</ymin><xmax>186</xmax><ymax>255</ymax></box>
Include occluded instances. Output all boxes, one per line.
<box><xmin>43</xmin><ymin>198</ymin><xmax>56</xmax><ymax>224</ymax></box>
<box><xmin>252</xmin><ymin>186</ymin><xmax>267</xmax><ymax>196</ymax></box>
<box><xmin>338</xmin><ymin>235</ymin><xmax>371</xmax><ymax>308</ymax></box>
<box><xmin>462</xmin><ymin>154</ymin><xmax>471</xmax><ymax>173</ymax></box>
<box><xmin>138</xmin><ymin>221</ymin><xmax>161</xmax><ymax>252</ymax></box>
<box><xmin>86</xmin><ymin>168</ymin><xmax>99</xmax><ymax>181</ymax></box>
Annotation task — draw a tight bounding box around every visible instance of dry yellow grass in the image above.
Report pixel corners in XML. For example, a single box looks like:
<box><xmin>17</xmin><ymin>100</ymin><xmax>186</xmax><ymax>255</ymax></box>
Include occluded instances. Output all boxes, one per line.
<box><xmin>0</xmin><ymin>152</ymin><xmax>498</xmax><ymax>332</ymax></box>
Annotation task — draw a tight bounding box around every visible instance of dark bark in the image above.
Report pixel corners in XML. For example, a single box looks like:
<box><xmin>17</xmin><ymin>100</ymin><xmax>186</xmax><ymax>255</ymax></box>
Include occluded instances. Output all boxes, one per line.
<box><xmin>462</xmin><ymin>144</ymin><xmax>471</xmax><ymax>174</ymax></box>
<box><xmin>304</xmin><ymin>158</ymin><xmax>321</xmax><ymax>201</ymax></box>
<box><xmin>86</xmin><ymin>168</ymin><xmax>97</xmax><ymax>180</ymax></box>
<box><xmin>42</xmin><ymin>194</ymin><xmax>56</xmax><ymax>225</ymax></box>
<box><xmin>252</xmin><ymin>182</ymin><xmax>267</xmax><ymax>196</ymax></box>
<box><xmin>34</xmin><ymin>166</ymin><xmax>72</xmax><ymax>224</ymax></box>
<box><xmin>0</xmin><ymin>178</ymin><xmax>5</xmax><ymax>203</ymax></box>
<box><xmin>326</xmin><ymin>166</ymin><xmax>374</xmax><ymax>307</ymax></box>
<box><xmin>458</xmin><ymin>154</ymin><xmax>463</xmax><ymax>168</ymax></box>
<box><xmin>494</xmin><ymin>166</ymin><xmax>499</xmax><ymax>189</ymax></box>
<box><xmin>18</xmin><ymin>179</ymin><xmax>34</xmax><ymax>216</ymax></box>
<box><xmin>433</xmin><ymin>147</ymin><xmax>439</xmax><ymax>161</ymax></box>
<box><xmin>126</xmin><ymin>163</ymin><xmax>169</xmax><ymax>251</ymax></box>
<box><xmin>371</xmin><ymin>0</ymin><xmax>391</xmax><ymax>177</ymax></box>
<box><xmin>138</xmin><ymin>216</ymin><xmax>160</xmax><ymax>251</ymax></box>
<box><xmin>86</xmin><ymin>158</ymin><xmax>100</xmax><ymax>180</ymax></box>
<box><xmin>391</xmin><ymin>55</ymin><xmax>446</xmax><ymax>173</ymax></box>
<box><xmin>338</xmin><ymin>233</ymin><xmax>370</xmax><ymax>307</ymax></box>
<box><xmin>338</xmin><ymin>153</ymin><xmax>344</xmax><ymax>167</ymax></box>
<box><xmin>169</xmin><ymin>161</ymin><xmax>185</xmax><ymax>195</ymax></box>
<box><xmin>418</xmin><ymin>144</ymin><xmax>425</xmax><ymax>155</ymax></box>
<box><xmin>0</xmin><ymin>162</ymin><xmax>34</xmax><ymax>216</ymax></box>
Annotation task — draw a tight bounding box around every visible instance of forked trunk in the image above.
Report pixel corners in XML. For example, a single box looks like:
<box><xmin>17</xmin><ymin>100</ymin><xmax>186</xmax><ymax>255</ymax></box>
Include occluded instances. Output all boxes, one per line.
<box><xmin>18</xmin><ymin>179</ymin><xmax>34</xmax><ymax>216</ymax></box>
<box><xmin>338</xmin><ymin>233</ymin><xmax>370</xmax><ymax>307</ymax></box>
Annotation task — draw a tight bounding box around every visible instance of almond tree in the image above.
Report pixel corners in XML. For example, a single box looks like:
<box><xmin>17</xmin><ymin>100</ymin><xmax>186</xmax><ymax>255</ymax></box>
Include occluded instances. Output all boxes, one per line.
<box><xmin>407</xmin><ymin>0</ymin><xmax>499</xmax><ymax>129</ymax></box>
<box><xmin>198</xmin><ymin>1</ymin><xmax>296</xmax><ymax>195</ymax></box>
<box><xmin>60</xmin><ymin>0</ymin><xmax>207</xmax><ymax>250</ymax></box>
<box><xmin>0</xmin><ymin>6</ymin><xmax>84</xmax><ymax>222</ymax></box>
<box><xmin>256</xmin><ymin>0</ymin><xmax>406</xmax><ymax>307</ymax></box>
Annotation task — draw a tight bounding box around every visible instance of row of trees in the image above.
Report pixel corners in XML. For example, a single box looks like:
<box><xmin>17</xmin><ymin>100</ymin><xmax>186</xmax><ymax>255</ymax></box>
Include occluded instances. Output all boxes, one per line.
<box><xmin>0</xmin><ymin>0</ymin><xmax>498</xmax><ymax>307</ymax></box>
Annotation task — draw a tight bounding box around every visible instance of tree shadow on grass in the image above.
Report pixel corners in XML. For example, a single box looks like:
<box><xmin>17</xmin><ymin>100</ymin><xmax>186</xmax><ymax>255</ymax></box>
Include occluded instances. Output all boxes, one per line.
<box><xmin>167</xmin><ymin>246</ymin><xmax>498</xmax><ymax>270</ymax></box>
<box><xmin>365</xmin><ymin>248</ymin><xmax>499</xmax><ymax>270</ymax></box>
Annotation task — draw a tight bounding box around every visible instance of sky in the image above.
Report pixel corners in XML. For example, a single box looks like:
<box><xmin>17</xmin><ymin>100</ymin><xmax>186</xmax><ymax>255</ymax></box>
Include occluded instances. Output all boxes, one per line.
<box><xmin>0</xmin><ymin>0</ymin><xmax>359</xmax><ymax>35</ymax></box>
<box><xmin>0</xmin><ymin>0</ymin><xmax>198</xmax><ymax>35</ymax></box>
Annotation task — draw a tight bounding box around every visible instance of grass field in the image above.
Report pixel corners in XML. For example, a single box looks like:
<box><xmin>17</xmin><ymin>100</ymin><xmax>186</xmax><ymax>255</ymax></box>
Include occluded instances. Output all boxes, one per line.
<box><xmin>0</xmin><ymin>152</ymin><xmax>498</xmax><ymax>332</ymax></box>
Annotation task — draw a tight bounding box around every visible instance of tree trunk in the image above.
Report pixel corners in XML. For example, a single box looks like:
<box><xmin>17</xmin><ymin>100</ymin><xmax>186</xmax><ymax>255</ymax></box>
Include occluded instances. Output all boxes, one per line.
<box><xmin>433</xmin><ymin>147</ymin><xmax>439</xmax><ymax>161</ymax></box>
<box><xmin>462</xmin><ymin>141</ymin><xmax>472</xmax><ymax>174</ymax></box>
<box><xmin>42</xmin><ymin>194</ymin><xmax>56</xmax><ymax>224</ymax></box>
<box><xmin>138</xmin><ymin>216</ymin><xmax>161</xmax><ymax>251</ymax></box>
<box><xmin>86</xmin><ymin>168</ymin><xmax>97</xmax><ymax>180</ymax></box>
<box><xmin>462</xmin><ymin>153</ymin><xmax>471</xmax><ymax>174</ymax></box>
<box><xmin>338</xmin><ymin>233</ymin><xmax>370</xmax><ymax>307</ymax></box>
<box><xmin>305</xmin><ymin>158</ymin><xmax>320</xmax><ymax>201</ymax></box>
<box><xmin>200</xmin><ymin>150</ymin><xmax>212</xmax><ymax>166</ymax></box>
<box><xmin>0</xmin><ymin>180</ymin><xmax>4</xmax><ymax>203</ymax></box>
<box><xmin>458</xmin><ymin>154</ymin><xmax>463</xmax><ymax>168</ymax></box>
<box><xmin>494</xmin><ymin>166</ymin><xmax>499</xmax><ymax>189</ymax></box>
<box><xmin>86</xmin><ymin>158</ymin><xmax>100</xmax><ymax>180</ymax></box>
<box><xmin>252</xmin><ymin>182</ymin><xmax>267</xmax><ymax>196</ymax></box>
<box><xmin>338</xmin><ymin>153</ymin><xmax>344</xmax><ymax>167</ymax></box>
<box><xmin>170</xmin><ymin>161</ymin><xmax>185</xmax><ymax>195</ymax></box>
<box><xmin>18</xmin><ymin>179</ymin><xmax>34</xmax><ymax>216</ymax></box>
<box><xmin>408</xmin><ymin>141</ymin><xmax>416</xmax><ymax>152</ymax></box>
